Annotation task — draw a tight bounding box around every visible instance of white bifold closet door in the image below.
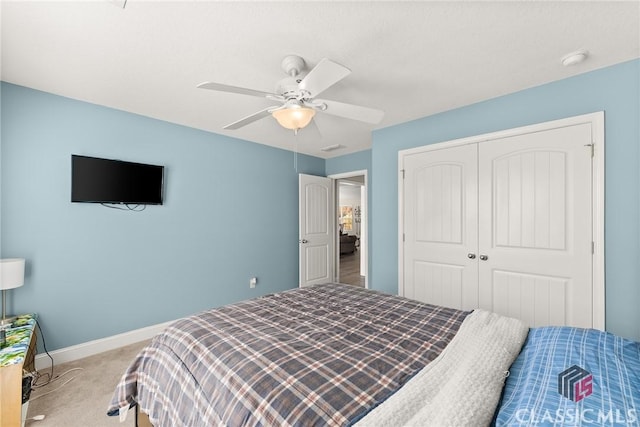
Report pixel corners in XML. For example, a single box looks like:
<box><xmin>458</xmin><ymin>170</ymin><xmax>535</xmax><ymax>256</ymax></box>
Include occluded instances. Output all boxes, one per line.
<box><xmin>403</xmin><ymin>143</ymin><xmax>479</xmax><ymax>310</ymax></box>
<box><xmin>402</xmin><ymin>121</ymin><xmax>595</xmax><ymax>328</ymax></box>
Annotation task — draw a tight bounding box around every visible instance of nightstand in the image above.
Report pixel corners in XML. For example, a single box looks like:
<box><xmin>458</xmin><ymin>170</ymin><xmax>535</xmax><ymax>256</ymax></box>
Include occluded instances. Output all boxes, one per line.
<box><xmin>0</xmin><ymin>314</ymin><xmax>37</xmax><ymax>427</ymax></box>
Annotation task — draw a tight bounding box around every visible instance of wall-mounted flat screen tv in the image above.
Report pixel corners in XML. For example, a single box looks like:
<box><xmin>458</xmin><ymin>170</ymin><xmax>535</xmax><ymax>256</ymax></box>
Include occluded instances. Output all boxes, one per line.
<box><xmin>71</xmin><ymin>155</ymin><xmax>164</xmax><ymax>205</ymax></box>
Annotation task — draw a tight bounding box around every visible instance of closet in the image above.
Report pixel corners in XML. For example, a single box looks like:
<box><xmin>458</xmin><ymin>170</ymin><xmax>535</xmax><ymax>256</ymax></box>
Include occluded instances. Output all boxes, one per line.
<box><xmin>399</xmin><ymin>113</ymin><xmax>604</xmax><ymax>329</ymax></box>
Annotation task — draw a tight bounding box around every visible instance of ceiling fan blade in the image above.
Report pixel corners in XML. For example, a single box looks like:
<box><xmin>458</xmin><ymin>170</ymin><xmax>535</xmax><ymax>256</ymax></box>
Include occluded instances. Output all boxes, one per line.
<box><xmin>223</xmin><ymin>107</ymin><xmax>279</xmax><ymax>130</ymax></box>
<box><xmin>197</xmin><ymin>81</ymin><xmax>280</xmax><ymax>100</ymax></box>
<box><xmin>298</xmin><ymin>58</ymin><xmax>351</xmax><ymax>98</ymax></box>
<box><xmin>316</xmin><ymin>99</ymin><xmax>385</xmax><ymax>124</ymax></box>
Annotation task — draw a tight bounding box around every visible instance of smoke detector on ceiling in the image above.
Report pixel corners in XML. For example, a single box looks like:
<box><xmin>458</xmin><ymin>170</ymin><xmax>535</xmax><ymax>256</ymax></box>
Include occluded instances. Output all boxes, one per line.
<box><xmin>561</xmin><ymin>49</ymin><xmax>589</xmax><ymax>66</ymax></box>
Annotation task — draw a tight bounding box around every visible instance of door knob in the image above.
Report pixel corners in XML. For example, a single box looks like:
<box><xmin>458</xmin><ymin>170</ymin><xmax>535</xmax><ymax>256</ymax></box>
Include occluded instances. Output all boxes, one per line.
<box><xmin>479</xmin><ymin>254</ymin><xmax>488</xmax><ymax>261</ymax></box>
<box><xmin>300</xmin><ymin>239</ymin><xmax>308</xmax><ymax>244</ymax></box>
<box><xmin>467</xmin><ymin>253</ymin><xmax>476</xmax><ymax>259</ymax></box>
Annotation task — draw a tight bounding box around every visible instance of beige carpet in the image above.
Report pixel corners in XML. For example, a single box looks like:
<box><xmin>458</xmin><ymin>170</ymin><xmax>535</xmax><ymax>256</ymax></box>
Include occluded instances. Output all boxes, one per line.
<box><xmin>25</xmin><ymin>340</ymin><xmax>149</xmax><ymax>427</ymax></box>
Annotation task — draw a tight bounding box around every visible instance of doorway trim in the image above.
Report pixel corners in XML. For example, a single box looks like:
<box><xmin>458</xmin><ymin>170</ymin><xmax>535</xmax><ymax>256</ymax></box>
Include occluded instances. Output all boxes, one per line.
<box><xmin>329</xmin><ymin>169</ymin><xmax>368</xmax><ymax>289</ymax></box>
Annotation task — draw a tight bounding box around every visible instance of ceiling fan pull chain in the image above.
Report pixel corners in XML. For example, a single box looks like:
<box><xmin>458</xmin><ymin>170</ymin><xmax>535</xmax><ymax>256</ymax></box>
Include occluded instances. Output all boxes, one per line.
<box><xmin>293</xmin><ymin>131</ymin><xmax>299</xmax><ymax>172</ymax></box>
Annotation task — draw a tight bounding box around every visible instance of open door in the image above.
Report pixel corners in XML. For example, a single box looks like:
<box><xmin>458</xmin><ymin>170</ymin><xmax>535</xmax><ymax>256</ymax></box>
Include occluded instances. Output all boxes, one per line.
<box><xmin>299</xmin><ymin>174</ymin><xmax>335</xmax><ymax>287</ymax></box>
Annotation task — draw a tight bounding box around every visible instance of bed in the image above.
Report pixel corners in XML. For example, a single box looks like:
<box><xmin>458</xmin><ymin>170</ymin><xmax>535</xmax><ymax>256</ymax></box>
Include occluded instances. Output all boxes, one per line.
<box><xmin>107</xmin><ymin>283</ymin><xmax>639</xmax><ymax>426</ymax></box>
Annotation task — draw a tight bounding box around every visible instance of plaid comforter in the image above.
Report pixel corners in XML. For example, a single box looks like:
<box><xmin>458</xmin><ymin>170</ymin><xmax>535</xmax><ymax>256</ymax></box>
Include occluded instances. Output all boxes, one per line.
<box><xmin>108</xmin><ymin>283</ymin><xmax>468</xmax><ymax>426</ymax></box>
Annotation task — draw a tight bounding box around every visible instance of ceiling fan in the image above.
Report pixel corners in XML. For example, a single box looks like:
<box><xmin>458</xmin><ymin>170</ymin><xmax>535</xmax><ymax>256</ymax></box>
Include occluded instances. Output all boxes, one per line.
<box><xmin>197</xmin><ymin>55</ymin><xmax>384</xmax><ymax>133</ymax></box>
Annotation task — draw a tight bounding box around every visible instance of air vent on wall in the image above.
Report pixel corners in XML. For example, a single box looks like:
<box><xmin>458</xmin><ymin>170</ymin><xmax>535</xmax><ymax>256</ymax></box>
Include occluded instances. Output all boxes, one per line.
<box><xmin>321</xmin><ymin>144</ymin><xmax>343</xmax><ymax>152</ymax></box>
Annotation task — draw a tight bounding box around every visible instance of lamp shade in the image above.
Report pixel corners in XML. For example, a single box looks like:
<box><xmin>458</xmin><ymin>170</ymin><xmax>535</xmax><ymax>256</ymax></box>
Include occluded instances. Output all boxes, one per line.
<box><xmin>272</xmin><ymin>106</ymin><xmax>316</xmax><ymax>130</ymax></box>
<box><xmin>0</xmin><ymin>259</ymin><xmax>25</xmax><ymax>290</ymax></box>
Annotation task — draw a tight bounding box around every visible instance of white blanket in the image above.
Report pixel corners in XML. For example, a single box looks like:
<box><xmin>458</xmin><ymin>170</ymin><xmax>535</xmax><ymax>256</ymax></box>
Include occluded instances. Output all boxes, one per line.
<box><xmin>355</xmin><ymin>310</ymin><xmax>528</xmax><ymax>427</ymax></box>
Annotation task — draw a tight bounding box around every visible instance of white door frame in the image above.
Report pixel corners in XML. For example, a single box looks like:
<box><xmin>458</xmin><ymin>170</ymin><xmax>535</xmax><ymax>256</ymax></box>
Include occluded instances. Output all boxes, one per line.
<box><xmin>398</xmin><ymin>112</ymin><xmax>605</xmax><ymax>329</ymax></box>
<box><xmin>329</xmin><ymin>170</ymin><xmax>368</xmax><ymax>289</ymax></box>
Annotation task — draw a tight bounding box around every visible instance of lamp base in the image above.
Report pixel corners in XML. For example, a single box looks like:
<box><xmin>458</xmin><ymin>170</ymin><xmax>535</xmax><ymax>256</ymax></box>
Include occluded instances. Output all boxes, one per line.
<box><xmin>0</xmin><ymin>315</ymin><xmax>19</xmax><ymax>327</ymax></box>
<box><xmin>2</xmin><ymin>286</ymin><xmax>23</xmax><ymax>327</ymax></box>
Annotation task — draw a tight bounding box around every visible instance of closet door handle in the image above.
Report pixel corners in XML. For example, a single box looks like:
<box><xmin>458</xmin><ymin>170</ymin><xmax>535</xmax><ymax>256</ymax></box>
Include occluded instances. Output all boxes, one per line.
<box><xmin>479</xmin><ymin>254</ymin><xmax>488</xmax><ymax>261</ymax></box>
<box><xmin>467</xmin><ymin>253</ymin><xmax>476</xmax><ymax>259</ymax></box>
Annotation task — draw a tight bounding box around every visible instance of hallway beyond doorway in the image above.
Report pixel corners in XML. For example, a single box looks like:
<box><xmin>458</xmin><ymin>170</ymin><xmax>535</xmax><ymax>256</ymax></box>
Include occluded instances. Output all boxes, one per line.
<box><xmin>340</xmin><ymin>251</ymin><xmax>364</xmax><ymax>287</ymax></box>
<box><xmin>332</xmin><ymin>170</ymin><xmax>368</xmax><ymax>289</ymax></box>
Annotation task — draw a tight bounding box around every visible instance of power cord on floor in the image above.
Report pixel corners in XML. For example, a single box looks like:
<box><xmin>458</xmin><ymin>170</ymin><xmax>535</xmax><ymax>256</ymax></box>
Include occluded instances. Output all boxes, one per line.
<box><xmin>30</xmin><ymin>320</ymin><xmax>54</xmax><ymax>387</ymax></box>
<box><xmin>27</xmin><ymin>320</ymin><xmax>83</xmax><ymax>401</ymax></box>
<box><xmin>29</xmin><ymin>375</ymin><xmax>78</xmax><ymax>402</ymax></box>
<box><xmin>31</xmin><ymin>366</ymin><xmax>84</xmax><ymax>389</ymax></box>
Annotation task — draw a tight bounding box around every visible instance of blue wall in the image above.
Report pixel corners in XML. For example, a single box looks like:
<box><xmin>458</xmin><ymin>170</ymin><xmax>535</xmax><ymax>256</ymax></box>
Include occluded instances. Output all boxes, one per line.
<box><xmin>370</xmin><ymin>59</ymin><xmax>640</xmax><ymax>341</ymax></box>
<box><xmin>3</xmin><ymin>59</ymin><xmax>639</xmax><ymax>351</ymax></box>
<box><xmin>325</xmin><ymin>149</ymin><xmax>371</xmax><ymax>176</ymax></box>
<box><xmin>0</xmin><ymin>83</ymin><xmax>324</xmax><ymax>350</ymax></box>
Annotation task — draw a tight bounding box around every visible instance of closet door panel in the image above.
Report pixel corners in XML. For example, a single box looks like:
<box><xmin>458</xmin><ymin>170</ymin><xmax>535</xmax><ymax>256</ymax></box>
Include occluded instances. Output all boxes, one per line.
<box><xmin>478</xmin><ymin>123</ymin><xmax>593</xmax><ymax>328</ymax></box>
<box><xmin>492</xmin><ymin>270</ymin><xmax>568</xmax><ymax>327</ymax></box>
<box><xmin>403</xmin><ymin>144</ymin><xmax>478</xmax><ymax>310</ymax></box>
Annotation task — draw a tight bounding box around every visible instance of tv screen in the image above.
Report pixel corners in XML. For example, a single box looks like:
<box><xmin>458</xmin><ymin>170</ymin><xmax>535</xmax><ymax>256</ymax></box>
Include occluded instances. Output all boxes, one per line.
<box><xmin>71</xmin><ymin>155</ymin><xmax>164</xmax><ymax>205</ymax></box>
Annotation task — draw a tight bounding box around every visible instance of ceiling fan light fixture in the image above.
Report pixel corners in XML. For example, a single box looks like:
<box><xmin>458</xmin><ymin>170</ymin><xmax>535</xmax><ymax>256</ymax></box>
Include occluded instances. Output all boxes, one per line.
<box><xmin>272</xmin><ymin>106</ymin><xmax>316</xmax><ymax>130</ymax></box>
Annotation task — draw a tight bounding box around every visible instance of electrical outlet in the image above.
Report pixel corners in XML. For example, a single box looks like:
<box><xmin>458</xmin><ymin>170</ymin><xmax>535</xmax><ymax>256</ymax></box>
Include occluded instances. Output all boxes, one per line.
<box><xmin>249</xmin><ymin>277</ymin><xmax>257</xmax><ymax>288</ymax></box>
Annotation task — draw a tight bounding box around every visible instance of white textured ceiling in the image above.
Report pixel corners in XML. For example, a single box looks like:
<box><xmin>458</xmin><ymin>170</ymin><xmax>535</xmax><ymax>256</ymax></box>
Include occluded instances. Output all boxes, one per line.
<box><xmin>2</xmin><ymin>1</ymin><xmax>639</xmax><ymax>158</ymax></box>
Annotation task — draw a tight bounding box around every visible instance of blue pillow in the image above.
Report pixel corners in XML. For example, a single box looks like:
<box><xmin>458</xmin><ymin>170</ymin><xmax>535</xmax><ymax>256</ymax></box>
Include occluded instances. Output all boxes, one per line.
<box><xmin>495</xmin><ymin>327</ymin><xmax>640</xmax><ymax>426</ymax></box>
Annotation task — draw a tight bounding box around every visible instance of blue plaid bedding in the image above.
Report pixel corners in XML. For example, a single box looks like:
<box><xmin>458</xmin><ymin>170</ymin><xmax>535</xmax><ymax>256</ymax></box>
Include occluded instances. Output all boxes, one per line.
<box><xmin>108</xmin><ymin>283</ymin><xmax>468</xmax><ymax>426</ymax></box>
<box><xmin>495</xmin><ymin>327</ymin><xmax>640</xmax><ymax>426</ymax></box>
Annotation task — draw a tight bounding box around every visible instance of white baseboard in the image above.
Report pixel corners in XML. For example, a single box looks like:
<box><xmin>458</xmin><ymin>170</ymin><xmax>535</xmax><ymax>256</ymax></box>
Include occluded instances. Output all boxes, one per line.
<box><xmin>34</xmin><ymin>320</ymin><xmax>174</xmax><ymax>371</ymax></box>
